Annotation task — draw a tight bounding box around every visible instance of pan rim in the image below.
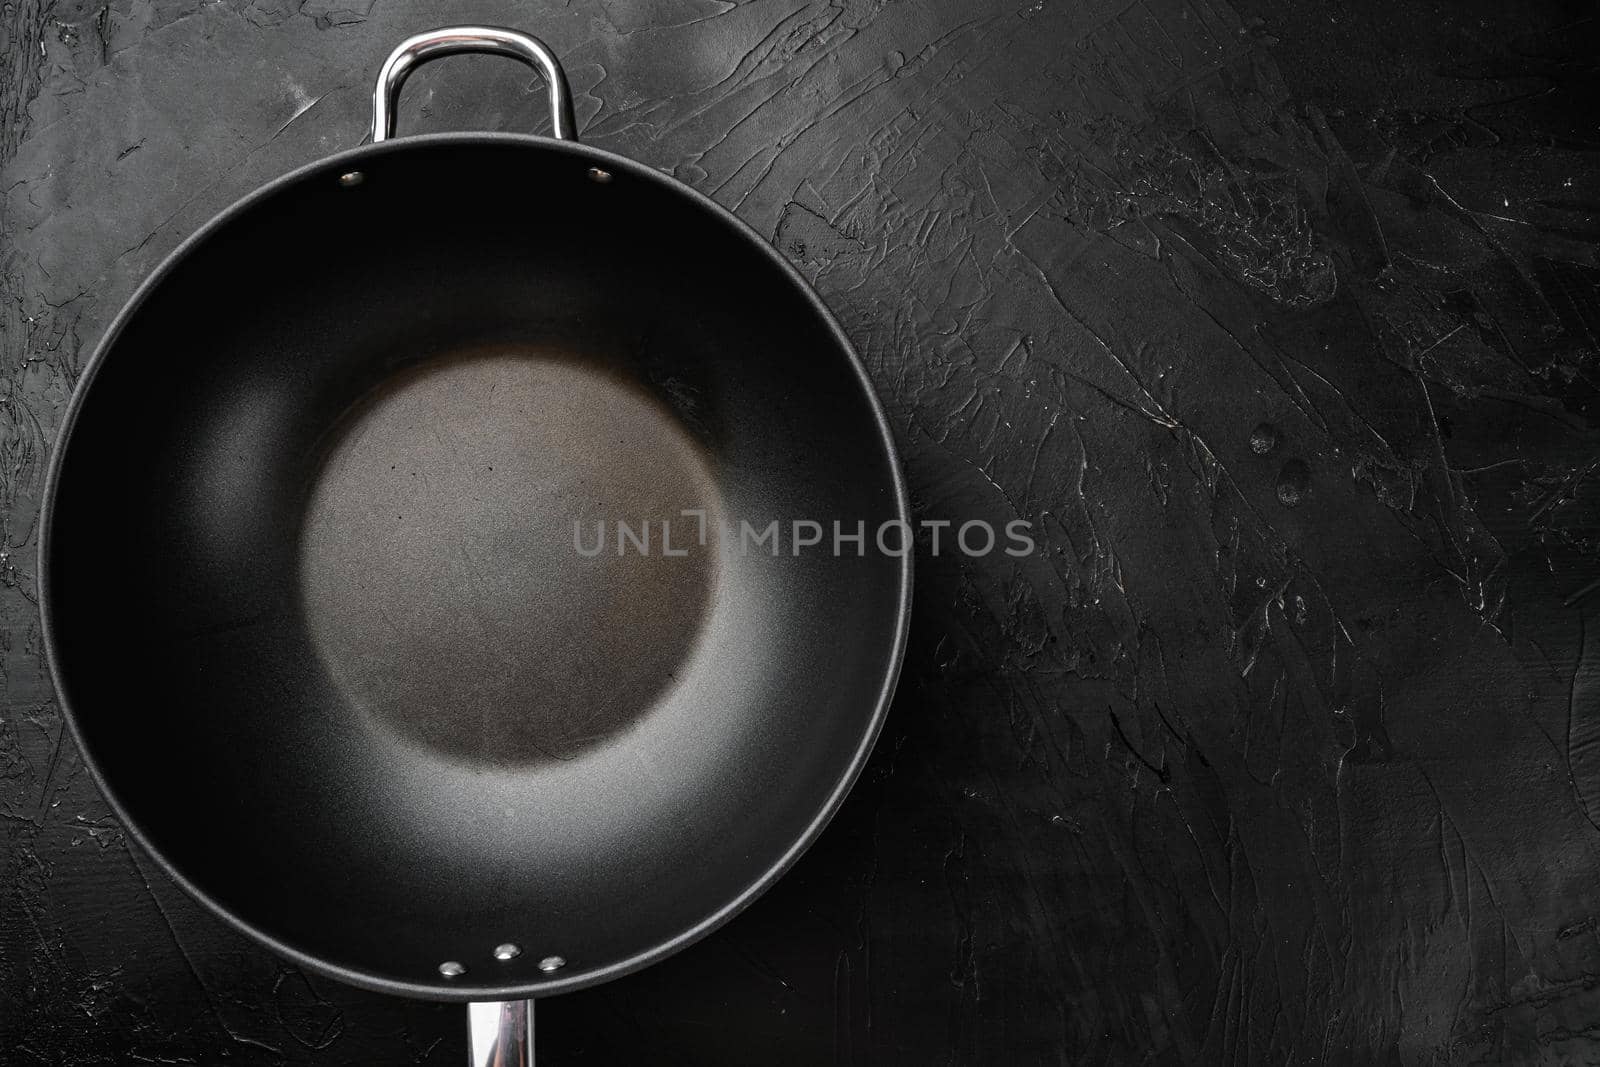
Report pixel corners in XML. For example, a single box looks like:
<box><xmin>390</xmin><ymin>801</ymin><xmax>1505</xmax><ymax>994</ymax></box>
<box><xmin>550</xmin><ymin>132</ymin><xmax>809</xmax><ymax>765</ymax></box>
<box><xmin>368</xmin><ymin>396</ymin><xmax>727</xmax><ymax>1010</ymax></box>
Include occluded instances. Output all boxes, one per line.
<box><xmin>36</xmin><ymin>131</ymin><xmax>914</xmax><ymax>1003</ymax></box>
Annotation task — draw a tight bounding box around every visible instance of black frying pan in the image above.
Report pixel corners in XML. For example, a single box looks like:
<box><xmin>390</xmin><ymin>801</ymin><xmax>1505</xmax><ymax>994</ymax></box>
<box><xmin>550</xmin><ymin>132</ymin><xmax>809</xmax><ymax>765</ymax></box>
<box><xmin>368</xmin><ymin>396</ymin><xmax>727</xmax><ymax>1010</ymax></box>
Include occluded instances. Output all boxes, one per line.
<box><xmin>39</xmin><ymin>26</ymin><xmax>910</xmax><ymax>1062</ymax></box>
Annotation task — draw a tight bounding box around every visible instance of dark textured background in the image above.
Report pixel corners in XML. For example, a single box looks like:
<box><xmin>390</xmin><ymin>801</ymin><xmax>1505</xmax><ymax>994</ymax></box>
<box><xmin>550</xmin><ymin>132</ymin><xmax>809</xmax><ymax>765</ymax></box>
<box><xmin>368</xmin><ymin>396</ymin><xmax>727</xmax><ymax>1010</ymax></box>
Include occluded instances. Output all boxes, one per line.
<box><xmin>3</xmin><ymin>0</ymin><xmax>1599</xmax><ymax>1063</ymax></box>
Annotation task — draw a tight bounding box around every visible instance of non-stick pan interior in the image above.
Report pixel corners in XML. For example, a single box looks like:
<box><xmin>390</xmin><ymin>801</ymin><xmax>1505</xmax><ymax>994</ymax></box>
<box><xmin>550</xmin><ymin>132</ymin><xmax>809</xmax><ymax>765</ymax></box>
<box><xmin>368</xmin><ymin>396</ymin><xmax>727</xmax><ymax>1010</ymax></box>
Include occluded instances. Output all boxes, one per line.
<box><xmin>44</xmin><ymin>138</ymin><xmax>907</xmax><ymax>997</ymax></box>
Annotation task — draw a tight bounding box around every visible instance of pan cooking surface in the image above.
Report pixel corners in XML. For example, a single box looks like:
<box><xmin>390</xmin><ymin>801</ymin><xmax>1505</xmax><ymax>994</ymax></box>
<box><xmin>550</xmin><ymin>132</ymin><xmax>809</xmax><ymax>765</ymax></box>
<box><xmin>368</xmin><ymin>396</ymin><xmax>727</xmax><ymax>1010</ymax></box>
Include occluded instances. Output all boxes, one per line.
<box><xmin>299</xmin><ymin>347</ymin><xmax>721</xmax><ymax>765</ymax></box>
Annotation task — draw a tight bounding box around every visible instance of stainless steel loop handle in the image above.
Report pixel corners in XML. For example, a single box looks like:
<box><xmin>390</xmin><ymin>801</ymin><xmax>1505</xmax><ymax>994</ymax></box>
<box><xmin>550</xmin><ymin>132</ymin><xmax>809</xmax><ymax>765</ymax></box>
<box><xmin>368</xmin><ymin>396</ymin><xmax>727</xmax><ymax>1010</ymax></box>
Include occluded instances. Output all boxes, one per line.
<box><xmin>371</xmin><ymin>26</ymin><xmax>579</xmax><ymax>143</ymax></box>
<box><xmin>469</xmin><ymin>1000</ymin><xmax>534</xmax><ymax>1067</ymax></box>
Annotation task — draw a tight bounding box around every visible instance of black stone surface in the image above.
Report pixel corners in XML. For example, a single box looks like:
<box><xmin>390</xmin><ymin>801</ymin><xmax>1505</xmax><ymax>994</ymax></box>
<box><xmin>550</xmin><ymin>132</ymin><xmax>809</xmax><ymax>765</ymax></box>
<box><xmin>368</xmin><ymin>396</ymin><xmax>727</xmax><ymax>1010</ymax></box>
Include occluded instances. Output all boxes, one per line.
<box><xmin>2</xmin><ymin>0</ymin><xmax>1598</xmax><ymax>1062</ymax></box>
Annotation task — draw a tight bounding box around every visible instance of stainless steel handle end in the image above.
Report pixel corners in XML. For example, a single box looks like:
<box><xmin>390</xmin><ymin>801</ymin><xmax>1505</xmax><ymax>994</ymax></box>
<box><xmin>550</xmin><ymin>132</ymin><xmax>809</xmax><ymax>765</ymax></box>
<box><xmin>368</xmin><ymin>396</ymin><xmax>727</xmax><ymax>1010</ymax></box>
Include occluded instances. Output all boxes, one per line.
<box><xmin>371</xmin><ymin>26</ymin><xmax>578</xmax><ymax>143</ymax></box>
<box><xmin>469</xmin><ymin>999</ymin><xmax>534</xmax><ymax>1067</ymax></box>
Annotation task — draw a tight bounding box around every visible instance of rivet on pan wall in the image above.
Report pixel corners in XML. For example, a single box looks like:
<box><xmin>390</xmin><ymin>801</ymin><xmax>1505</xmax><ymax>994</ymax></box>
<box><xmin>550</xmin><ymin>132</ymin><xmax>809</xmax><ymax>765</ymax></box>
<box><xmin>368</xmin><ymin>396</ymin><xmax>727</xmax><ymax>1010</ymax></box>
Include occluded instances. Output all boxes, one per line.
<box><xmin>537</xmin><ymin>955</ymin><xmax>566</xmax><ymax>973</ymax></box>
<box><xmin>338</xmin><ymin>171</ymin><xmax>366</xmax><ymax>188</ymax></box>
<box><xmin>438</xmin><ymin>961</ymin><xmax>466</xmax><ymax>978</ymax></box>
<box><xmin>493</xmin><ymin>943</ymin><xmax>521</xmax><ymax>961</ymax></box>
<box><xmin>586</xmin><ymin>167</ymin><xmax>612</xmax><ymax>184</ymax></box>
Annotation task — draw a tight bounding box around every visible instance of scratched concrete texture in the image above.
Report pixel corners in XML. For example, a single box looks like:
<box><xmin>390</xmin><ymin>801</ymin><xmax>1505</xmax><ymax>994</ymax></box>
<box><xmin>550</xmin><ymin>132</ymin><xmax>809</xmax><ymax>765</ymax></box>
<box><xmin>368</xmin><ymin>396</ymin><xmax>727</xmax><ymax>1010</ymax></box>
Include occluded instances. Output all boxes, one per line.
<box><xmin>2</xmin><ymin>0</ymin><xmax>1599</xmax><ymax>1062</ymax></box>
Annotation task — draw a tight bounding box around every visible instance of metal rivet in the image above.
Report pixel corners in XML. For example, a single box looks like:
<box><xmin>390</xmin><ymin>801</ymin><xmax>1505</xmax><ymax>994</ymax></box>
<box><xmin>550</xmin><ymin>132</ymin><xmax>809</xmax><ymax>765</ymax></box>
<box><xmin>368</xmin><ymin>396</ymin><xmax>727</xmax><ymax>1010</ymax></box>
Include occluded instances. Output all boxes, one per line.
<box><xmin>493</xmin><ymin>943</ymin><xmax>521</xmax><ymax>961</ymax></box>
<box><xmin>338</xmin><ymin>170</ymin><xmax>365</xmax><ymax>188</ymax></box>
<box><xmin>586</xmin><ymin>167</ymin><xmax>612</xmax><ymax>184</ymax></box>
<box><xmin>438</xmin><ymin>961</ymin><xmax>465</xmax><ymax>978</ymax></box>
<box><xmin>537</xmin><ymin>955</ymin><xmax>566</xmax><ymax>973</ymax></box>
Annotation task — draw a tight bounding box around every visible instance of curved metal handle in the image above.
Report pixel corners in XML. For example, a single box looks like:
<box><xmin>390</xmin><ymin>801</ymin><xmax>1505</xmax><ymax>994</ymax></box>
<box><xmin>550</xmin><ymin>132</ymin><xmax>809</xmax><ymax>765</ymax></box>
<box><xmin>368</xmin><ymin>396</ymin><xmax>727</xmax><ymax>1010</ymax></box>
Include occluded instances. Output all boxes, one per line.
<box><xmin>371</xmin><ymin>26</ymin><xmax>578</xmax><ymax>143</ymax></box>
<box><xmin>469</xmin><ymin>1000</ymin><xmax>534</xmax><ymax>1066</ymax></box>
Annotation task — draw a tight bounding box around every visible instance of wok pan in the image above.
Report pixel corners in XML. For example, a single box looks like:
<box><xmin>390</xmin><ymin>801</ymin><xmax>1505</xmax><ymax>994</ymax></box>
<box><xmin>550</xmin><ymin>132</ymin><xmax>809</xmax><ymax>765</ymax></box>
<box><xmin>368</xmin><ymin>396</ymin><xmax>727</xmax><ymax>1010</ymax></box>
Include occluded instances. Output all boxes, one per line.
<box><xmin>40</xmin><ymin>26</ymin><xmax>910</xmax><ymax>1062</ymax></box>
